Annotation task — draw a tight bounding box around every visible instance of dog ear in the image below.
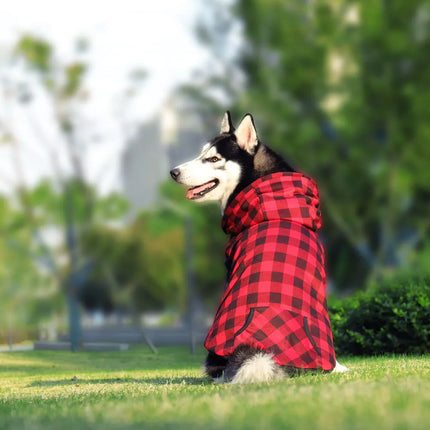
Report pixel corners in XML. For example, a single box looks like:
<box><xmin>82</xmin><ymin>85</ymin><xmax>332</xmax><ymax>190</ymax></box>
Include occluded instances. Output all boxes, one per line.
<box><xmin>220</xmin><ymin>111</ymin><xmax>234</xmax><ymax>134</ymax></box>
<box><xmin>235</xmin><ymin>114</ymin><xmax>258</xmax><ymax>154</ymax></box>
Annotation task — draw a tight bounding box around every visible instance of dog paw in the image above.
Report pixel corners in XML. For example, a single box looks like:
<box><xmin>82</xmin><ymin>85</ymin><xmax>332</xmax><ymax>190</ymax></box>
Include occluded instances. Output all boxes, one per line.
<box><xmin>332</xmin><ymin>361</ymin><xmax>349</xmax><ymax>373</ymax></box>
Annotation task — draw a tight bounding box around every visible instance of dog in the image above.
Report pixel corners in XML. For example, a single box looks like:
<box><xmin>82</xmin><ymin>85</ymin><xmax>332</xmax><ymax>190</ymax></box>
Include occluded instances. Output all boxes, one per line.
<box><xmin>170</xmin><ymin>112</ymin><xmax>348</xmax><ymax>383</ymax></box>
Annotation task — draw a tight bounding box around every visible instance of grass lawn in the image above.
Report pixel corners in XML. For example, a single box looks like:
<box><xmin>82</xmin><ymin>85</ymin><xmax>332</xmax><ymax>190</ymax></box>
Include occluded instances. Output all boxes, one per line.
<box><xmin>0</xmin><ymin>346</ymin><xmax>429</xmax><ymax>430</ymax></box>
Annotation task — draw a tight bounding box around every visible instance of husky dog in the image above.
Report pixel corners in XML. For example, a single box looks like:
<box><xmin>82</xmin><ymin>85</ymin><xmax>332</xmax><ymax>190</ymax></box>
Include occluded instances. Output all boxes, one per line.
<box><xmin>170</xmin><ymin>113</ymin><xmax>294</xmax><ymax>211</ymax></box>
<box><xmin>170</xmin><ymin>112</ymin><xmax>348</xmax><ymax>384</ymax></box>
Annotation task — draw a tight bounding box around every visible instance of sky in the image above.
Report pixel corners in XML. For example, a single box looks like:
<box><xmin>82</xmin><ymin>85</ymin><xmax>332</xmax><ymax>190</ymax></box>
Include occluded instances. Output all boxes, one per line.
<box><xmin>0</xmin><ymin>0</ymin><xmax>212</xmax><ymax>194</ymax></box>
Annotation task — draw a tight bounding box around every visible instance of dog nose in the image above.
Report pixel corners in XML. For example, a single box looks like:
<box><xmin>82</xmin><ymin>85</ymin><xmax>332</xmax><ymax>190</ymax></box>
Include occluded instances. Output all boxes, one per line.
<box><xmin>170</xmin><ymin>168</ymin><xmax>180</xmax><ymax>180</ymax></box>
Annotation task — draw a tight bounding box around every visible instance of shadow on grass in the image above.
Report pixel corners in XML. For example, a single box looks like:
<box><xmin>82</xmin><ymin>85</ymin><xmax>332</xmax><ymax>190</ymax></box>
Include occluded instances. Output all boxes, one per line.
<box><xmin>28</xmin><ymin>376</ymin><xmax>209</xmax><ymax>387</ymax></box>
<box><xmin>0</xmin><ymin>346</ymin><xmax>207</xmax><ymax>374</ymax></box>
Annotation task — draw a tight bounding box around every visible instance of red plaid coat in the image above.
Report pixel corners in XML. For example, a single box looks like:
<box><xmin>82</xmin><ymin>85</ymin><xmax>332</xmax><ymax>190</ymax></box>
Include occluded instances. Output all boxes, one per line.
<box><xmin>204</xmin><ymin>172</ymin><xmax>336</xmax><ymax>370</ymax></box>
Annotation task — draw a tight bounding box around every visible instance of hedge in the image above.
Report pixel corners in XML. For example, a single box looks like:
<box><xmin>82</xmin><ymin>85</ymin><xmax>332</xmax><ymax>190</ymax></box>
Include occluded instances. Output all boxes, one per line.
<box><xmin>330</xmin><ymin>276</ymin><xmax>430</xmax><ymax>356</ymax></box>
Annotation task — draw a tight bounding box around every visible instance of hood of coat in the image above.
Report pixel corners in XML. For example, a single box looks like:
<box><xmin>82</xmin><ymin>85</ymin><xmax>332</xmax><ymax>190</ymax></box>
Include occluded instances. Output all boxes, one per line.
<box><xmin>222</xmin><ymin>172</ymin><xmax>322</xmax><ymax>236</ymax></box>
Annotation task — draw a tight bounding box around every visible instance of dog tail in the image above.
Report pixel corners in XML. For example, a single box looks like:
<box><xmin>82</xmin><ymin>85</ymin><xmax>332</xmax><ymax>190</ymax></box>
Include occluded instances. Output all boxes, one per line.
<box><xmin>226</xmin><ymin>346</ymin><xmax>284</xmax><ymax>384</ymax></box>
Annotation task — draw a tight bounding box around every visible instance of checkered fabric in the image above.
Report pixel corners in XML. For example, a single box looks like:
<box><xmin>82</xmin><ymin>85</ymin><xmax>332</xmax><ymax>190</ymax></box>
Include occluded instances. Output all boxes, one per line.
<box><xmin>204</xmin><ymin>172</ymin><xmax>336</xmax><ymax>370</ymax></box>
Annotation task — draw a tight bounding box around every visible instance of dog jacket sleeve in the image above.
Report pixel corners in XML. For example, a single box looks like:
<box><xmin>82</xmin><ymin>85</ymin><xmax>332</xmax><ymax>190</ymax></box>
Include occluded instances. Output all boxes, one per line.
<box><xmin>204</xmin><ymin>172</ymin><xmax>336</xmax><ymax>370</ymax></box>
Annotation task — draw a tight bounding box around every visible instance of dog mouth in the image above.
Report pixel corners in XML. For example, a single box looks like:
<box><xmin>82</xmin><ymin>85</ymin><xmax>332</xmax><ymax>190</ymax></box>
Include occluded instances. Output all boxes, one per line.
<box><xmin>186</xmin><ymin>179</ymin><xmax>219</xmax><ymax>200</ymax></box>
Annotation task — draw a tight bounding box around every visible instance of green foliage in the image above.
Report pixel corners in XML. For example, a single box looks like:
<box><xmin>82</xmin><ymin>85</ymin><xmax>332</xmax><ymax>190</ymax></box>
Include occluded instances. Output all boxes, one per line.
<box><xmin>62</xmin><ymin>62</ymin><xmax>86</xmax><ymax>97</ymax></box>
<box><xmin>158</xmin><ymin>181</ymin><xmax>228</xmax><ymax>307</ymax></box>
<box><xmin>198</xmin><ymin>0</ymin><xmax>430</xmax><ymax>291</ymax></box>
<box><xmin>0</xmin><ymin>195</ymin><xmax>59</xmax><ymax>328</ymax></box>
<box><xmin>146</xmin><ymin>209</ymin><xmax>182</xmax><ymax>237</ymax></box>
<box><xmin>14</xmin><ymin>34</ymin><xmax>87</xmax><ymax>99</ymax></box>
<box><xmin>93</xmin><ymin>192</ymin><xmax>129</xmax><ymax>222</ymax></box>
<box><xmin>192</xmin><ymin>204</ymin><xmax>228</xmax><ymax>306</ymax></box>
<box><xmin>15</xmin><ymin>179</ymin><xmax>129</xmax><ymax>230</ymax></box>
<box><xmin>0</xmin><ymin>327</ymin><xmax>38</xmax><ymax>344</ymax></box>
<box><xmin>330</xmin><ymin>276</ymin><xmax>430</xmax><ymax>356</ymax></box>
<box><xmin>81</xmin><ymin>180</ymin><xmax>228</xmax><ymax>313</ymax></box>
<box><xmin>80</xmin><ymin>176</ymin><xmax>228</xmax><ymax>313</ymax></box>
<box><xmin>81</xmin><ymin>216</ymin><xmax>187</xmax><ymax>313</ymax></box>
<box><xmin>4</xmin><ymin>33</ymin><xmax>138</xmax><ymax>337</ymax></box>
<box><xmin>0</xmin><ymin>178</ymin><xmax>130</xmax><ymax>327</ymax></box>
<box><xmin>14</xmin><ymin>34</ymin><xmax>52</xmax><ymax>74</ymax></box>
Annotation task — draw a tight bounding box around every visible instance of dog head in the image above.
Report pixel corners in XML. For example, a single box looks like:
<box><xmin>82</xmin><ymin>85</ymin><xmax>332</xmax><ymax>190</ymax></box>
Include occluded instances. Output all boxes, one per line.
<box><xmin>170</xmin><ymin>112</ymin><xmax>260</xmax><ymax>210</ymax></box>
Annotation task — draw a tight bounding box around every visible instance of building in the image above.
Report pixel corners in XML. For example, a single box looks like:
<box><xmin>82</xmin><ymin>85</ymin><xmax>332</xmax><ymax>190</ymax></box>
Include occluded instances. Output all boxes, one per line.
<box><xmin>121</xmin><ymin>95</ymin><xmax>217</xmax><ymax>217</ymax></box>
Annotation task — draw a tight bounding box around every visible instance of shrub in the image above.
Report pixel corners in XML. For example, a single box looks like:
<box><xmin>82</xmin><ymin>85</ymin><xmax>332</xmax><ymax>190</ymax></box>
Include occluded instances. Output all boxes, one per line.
<box><xmin>330</xmin><ymin>276</ymin><xmax>430</xmax><ymax>356</ymax></box>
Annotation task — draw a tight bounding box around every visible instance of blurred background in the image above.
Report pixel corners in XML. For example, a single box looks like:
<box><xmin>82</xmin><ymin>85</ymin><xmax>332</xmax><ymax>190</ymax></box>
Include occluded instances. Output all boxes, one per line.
<box><xmin>1</xmin><ymin>0</ymin><xmax>429</xmax><ymax>351</ymax></box>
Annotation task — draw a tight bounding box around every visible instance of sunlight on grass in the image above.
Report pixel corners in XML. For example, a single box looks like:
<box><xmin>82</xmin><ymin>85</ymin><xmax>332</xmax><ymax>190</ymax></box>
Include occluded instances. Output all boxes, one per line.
<box><xmin>0</xmin><ymin>347</ymin><xmax>429</xmax><ymax>430</ymax></box>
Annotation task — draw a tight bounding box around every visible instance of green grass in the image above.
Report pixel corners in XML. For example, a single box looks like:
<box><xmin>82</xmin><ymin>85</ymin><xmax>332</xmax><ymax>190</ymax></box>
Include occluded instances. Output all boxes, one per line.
<box><xmin>0</xmin><ymin>346</ymin><xmax>429</xmax><ymax>430</ymax></box>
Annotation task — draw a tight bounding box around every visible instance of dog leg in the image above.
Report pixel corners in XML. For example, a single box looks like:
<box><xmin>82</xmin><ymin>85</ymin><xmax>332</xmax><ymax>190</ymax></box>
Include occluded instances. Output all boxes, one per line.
<box><xmin>204</xmin><ymin>351</ymin><xmax>228</xmax><ymax>380</ymax></box>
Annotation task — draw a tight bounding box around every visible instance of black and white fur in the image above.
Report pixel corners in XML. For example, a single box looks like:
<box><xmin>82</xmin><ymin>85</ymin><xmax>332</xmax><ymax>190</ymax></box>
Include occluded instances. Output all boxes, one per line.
<box><xmin>170</xmin><ymin>112</ymin><xmax>294</xmax><ymax>211</ymax></box>
<box><xmin>170</xmin><ymin>112</ymin><xmax>348</xmax><ymax>383</ymax></box>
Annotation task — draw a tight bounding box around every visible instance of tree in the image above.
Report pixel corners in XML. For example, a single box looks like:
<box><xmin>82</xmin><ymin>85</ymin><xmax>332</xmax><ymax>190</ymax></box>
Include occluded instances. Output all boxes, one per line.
<box><xmin>158</xmin><ymin>181</ymin><xmax>228</xmax><ymax>308</ymax></box>
<box><xmin>0</xmin><ymin>195</ymin><xmax>58</xmax><ymax>348</ymax></box>
<box><xmin>0</xmin><ymin>35</ymin><xmax>138</xmax><ymax>349</ymax></box>
<box><xmin>195</xmin><ymin>0</ymin><xmax>430</xmax><ymax>291</ymax></box>
<box><xmin>80</xmin><ymin>214</ymin><xmax>187</xmax><ymax>314</ymax></box>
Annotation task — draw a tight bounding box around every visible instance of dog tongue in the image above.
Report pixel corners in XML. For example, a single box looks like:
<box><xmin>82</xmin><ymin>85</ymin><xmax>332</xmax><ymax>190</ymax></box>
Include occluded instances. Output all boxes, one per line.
<box><xmin>187</xmin><ymin>182</ymin><xmax>215</xmax><ymax>199</ymax></box>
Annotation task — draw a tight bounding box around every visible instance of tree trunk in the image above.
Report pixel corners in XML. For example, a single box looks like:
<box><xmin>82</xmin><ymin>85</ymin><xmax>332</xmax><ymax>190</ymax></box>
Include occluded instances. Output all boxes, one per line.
<box><xmin>67</xmin><ymin>292</ymin><xmax>82</xmax><ymax>352</ymax></box>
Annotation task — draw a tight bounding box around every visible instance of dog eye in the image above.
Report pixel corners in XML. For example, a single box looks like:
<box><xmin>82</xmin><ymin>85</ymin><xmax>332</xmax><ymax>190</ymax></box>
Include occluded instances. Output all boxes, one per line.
<box><xmin>206</xmin><ymin>156</ymin><xmax>220</xmax><ymax>163</ymax></box>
